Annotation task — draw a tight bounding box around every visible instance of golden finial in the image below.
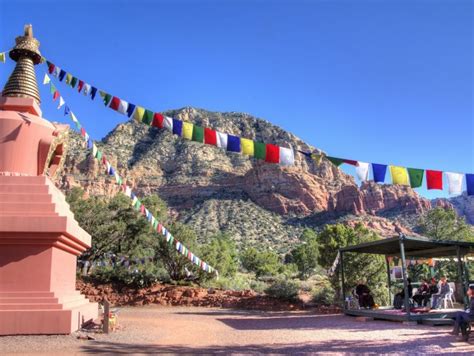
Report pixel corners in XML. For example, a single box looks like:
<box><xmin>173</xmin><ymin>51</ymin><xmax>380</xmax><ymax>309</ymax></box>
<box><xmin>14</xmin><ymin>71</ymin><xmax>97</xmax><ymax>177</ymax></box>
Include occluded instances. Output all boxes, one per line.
<box><xmin>2</xmin><ymin>24</ymin><xmax>42</xmax><ymax>104</ymax></box>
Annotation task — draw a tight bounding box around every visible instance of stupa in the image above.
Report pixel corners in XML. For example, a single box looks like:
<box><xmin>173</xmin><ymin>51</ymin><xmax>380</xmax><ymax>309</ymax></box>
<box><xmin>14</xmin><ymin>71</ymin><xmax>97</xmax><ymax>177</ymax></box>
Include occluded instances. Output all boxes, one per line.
<box><xmin>0</xmin><ymin>25</ymin><xmax>98</xmax><ymax>335</ymax></box>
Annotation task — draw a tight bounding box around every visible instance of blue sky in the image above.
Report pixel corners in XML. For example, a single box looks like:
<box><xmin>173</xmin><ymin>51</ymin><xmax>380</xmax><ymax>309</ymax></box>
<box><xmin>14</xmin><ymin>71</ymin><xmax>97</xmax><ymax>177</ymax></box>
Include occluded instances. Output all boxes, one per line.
<box><xmin>0</xmin><ymin>0</ymin><xmax>472</xmax><ymax>199</ymax></box>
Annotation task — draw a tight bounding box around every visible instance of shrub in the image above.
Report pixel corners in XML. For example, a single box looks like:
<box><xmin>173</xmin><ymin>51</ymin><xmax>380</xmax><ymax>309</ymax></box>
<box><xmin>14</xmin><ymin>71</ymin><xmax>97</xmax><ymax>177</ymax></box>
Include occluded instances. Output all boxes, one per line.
<box><xmin>311</xmin><ymin>285</ymin><xmax>335</xmax><ymax>306</ymax></box>
<box><xmin>249</xmin><ymin>280</ymin><xmax>267</xmax><ymax>294</ymax></box>
<box><xmin>265</xmin><ymin>277</ymin><xmax>300</xmax><ymax>301</ymax></box>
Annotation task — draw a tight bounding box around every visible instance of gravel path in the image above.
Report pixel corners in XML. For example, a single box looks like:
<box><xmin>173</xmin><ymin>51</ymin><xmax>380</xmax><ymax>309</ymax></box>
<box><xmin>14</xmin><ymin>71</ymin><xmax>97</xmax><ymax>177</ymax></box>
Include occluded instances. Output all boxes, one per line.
<box><xmin>1</xmin><ymin>306</ymin><xmax>473</xmax><ymax>355</ymax></box>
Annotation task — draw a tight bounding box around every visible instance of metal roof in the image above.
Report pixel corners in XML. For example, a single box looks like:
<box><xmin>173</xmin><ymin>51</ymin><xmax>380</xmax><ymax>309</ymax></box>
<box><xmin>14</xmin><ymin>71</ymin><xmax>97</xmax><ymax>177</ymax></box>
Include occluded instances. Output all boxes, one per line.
<box><xmin>339</xmin><ymin>235</ymin><xmax>474</xmax><ymax>258</ymax></box>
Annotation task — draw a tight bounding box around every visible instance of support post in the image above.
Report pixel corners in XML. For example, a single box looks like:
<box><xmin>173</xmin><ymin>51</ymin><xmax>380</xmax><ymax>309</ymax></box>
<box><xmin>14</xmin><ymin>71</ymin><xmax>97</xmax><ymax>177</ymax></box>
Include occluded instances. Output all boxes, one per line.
<box><xmin>340</xmin><ymin>251</ymin><xmax>346</xmax><ymax>309</ymax></box>
<box><xmin>103</xmin><ymin>299</ymin><xmax>110</xmax><ymax>334</ymax></box>
<box><xmin>398</xmin><ymin>236</ymin><xmax>411</xmax><ymax>318</ymax></box>
<box><xmin>385</xmin><ymin>256</ymin><xmax>392</xmax><ymax>305</ymax></box>
<box><xmin>456</xmin><ymin>247</ymin><xmax>467</xmax><ymax>307</ymax></box>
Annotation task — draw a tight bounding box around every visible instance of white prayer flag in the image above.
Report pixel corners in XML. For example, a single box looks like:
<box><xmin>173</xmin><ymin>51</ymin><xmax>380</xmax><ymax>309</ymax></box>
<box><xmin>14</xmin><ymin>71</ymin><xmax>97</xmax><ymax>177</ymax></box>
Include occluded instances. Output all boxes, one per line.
<box><xmin>445</xmin><ymin>172</ymin><xmax>463</xmax><ymax>195</ymax></box>
<box><xmin>92</xmin><ymin>144</ymin><xmax>98</xmax><ymax>157</ymax></box>
<box><xmin>118</xmin><ymin>99</ymin><xmax>128</xmax><ymax>114</ymax></box>
<box><xmin>57</xmin><ymin>96</ymin><xmax>65</xmax><ymax>109</ymax></box>
<box><xmin>43</xmin><ymin>74</ymin><xmax>51</xmax><ymax>85</ymax></box>
<box><xmin>279</xmin><ymin>146</ymin><xmax>295</xmax><ymax>166</ymax></box>
<box><xmin>216</xmin><ymin>132</ymin><xmax>228</xmax><ymax>149</ymax></box>
<box><xmin>125</xmin><ymin>186</ymin><xmax>132</xmax><ymax>197</ymax></box>
<box><xmin>163</xmin><ymin>116</ymin><xmax>173</xmax><ymax>131</ymax></box>
<box><xmin>53</xmin><ymin>66</ymin><xmax>61</xmax><ymax>77</ymax></box>
<box><xmin>83</xmin><ymin>83</ymin><xmax>91</xmax><ymax>96</ymax></box>
<box><xmin>356</xmin><ymin>162</ymin><xmax>370</xmax><ymax>181</ymax></box>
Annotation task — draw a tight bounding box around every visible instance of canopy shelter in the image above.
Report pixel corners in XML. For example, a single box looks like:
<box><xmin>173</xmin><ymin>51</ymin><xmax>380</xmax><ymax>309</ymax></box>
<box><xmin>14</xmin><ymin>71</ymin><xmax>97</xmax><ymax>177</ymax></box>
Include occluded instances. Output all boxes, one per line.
<box><xmin>339</xmin><ymin>235</ymin><xmax>474</xmax><ymax>323</ymax></box>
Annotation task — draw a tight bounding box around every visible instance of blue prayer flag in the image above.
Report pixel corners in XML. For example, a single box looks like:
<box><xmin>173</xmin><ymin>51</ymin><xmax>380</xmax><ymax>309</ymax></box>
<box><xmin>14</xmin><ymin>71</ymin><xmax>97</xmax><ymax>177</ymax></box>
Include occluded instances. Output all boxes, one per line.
<box><xmin>227</xmin><ymin>134</ymin><xmax>241</xmax><ymax>152</ymax></box>
<box><xmin>172</xmin><ymin>118</ymin><xmax>183</xmax><ymax>136</ymax></box>
<box><xmin>90</xmin><ymin>87</ymin><xmax>97</xmax><ymax>100</ymax></box>
<box><xmin>58</xmin><ymin>69</ymin><xmax>66</xmax><ymax>81</ymax></box>
<box><xmin>372</xmin><ymin>163</ymin><xmax>387</xmax><ymax>183</ymax></box>
<box><xmin>109</xmin><ymin>166</ymin><xmax>115</xmax><ymax>176</ymax></box>
<box><xmin>87</xmin><ymin>138</ymin><xmax>93</xmax><ymax>149</ymax></box>
<box><xmin>126</xmin><ymin>103</ymin><xmax>136</xmax><ymax>117</ymax></box>
<box><xmin>466</xmin><ymin>174</ymin><xmax>474</xmax><ymax>196</ymax></box>
<box><xmin>64</xmin><ymin>105</ymin><xmax>70</xmax><ymax>116</ymax></box>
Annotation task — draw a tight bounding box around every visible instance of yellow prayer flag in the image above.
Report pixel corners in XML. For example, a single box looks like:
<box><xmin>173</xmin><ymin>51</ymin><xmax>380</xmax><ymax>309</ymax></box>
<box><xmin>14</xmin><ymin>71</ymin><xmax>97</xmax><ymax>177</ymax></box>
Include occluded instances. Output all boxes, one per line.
<box><xmin>241</xmin><ymin>138</ymin><xmax>254</xmax><ymax>156</ymax></box>
<box><xmin>0</xmin><ymin>52</ymin><xmax>5</xmax><ymax>63</ymax></box>
<box><xmin>183</xmin><ymin>122</ymin><xmax>194</xmax><ymax>140</ymax></box>
<box><xmin>133</xmin><ymin>106</ymin><xmax>145</xmax><ymax>122</ymax></box>
<box><xmin>390</xmin><ymin>165</ymin><xmax>409</xmax><ymax>185</ymax></box>
<box><xmin>65</xmin><ymin>73</ymin><xmax>72</xmax><ymax>84</ymax></box>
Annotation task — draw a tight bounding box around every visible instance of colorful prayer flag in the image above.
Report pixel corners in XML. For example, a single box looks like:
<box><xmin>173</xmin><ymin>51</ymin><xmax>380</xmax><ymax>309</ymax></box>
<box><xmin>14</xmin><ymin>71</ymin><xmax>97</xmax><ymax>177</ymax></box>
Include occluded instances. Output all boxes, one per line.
<box><xmin>53</xmin><ymin>90</ymin><xmax>60</xmax><ymax>101</ymax></box>
<box><xmin>241</xmin><ymin>138</ymin><xmax>254</xmax><ymax>156</ymax></box>
<box><xmin>90</xmin><ymin>87</ymin><xmax>97</xmax><ymax>100</ymax></box>
<box><xmin>172</xmin><ymin>118</ymin><xmax>183</xmax><ymax>136</ymax></box>
<box><xmin>327</xmin><ymin>156</ymin><xmax>358</xmax><ymax>167</ymax></box>
<box><xmin>183</xmin><ymin>122</ymin><xmax>194</xmax><ymax>140</ymax></box>
<box><xmin>152</xmin><ymin>113</ymin><xmax>164</xmax><ymax>128</ymax></box>
<box><xmin>372</xmin><ymin>163</ymin><xmax>387</xmax><ymax>183</ymax></box>
<box><xmin>109</xmin><ymin>96</ymin><xmax>121</xmax><ymax>111</ymax></box>
<box><xmin>254</xmin><ymin>142</ymin><xmax>266</xmax><ymax>160</ymax></box>
<box><xmin>164</xmin><ymin>116</ymin><xmax>173</xmax><ymax>131</ymax></box>
<box><xmin>58</xmin><ymin>97</ymin><xmax>66</xmax><ymax>110</ymax></box>
<box><xmin>204</xmin><ymin>128</ymin><xmax>217</xmax><ymax>145</ymax></box>
<box><xmin>142</xmin><ymin>110</ymin><xmax>153</xmax><ymax>125</ymax></box>
<box><xmin>58</xmin><ymin>69</ymin><xmax>66</xmax><ymax>81</ymax></box>
<box><xmin>407</xmin><ymin>168</ymin><xmax>424</xmax><ymax>188</ymax></box>
<box><xmin>43</xmin><ymin>74</ymin><xmax>50</xmax><ymax>85</ymax></box>
<box><xmin>126</xmin><ymin>103</ymin><xmax>136</xmax><ymax>117</ymax></box>
<box><xmin>118</xmin><ymin>99</ymin><xmax>128</xmax><ymax>114</ymax></box>
<box><xmin>227</xmin><ymin>134</ymin><xmax>241</xmax><ymax>152</ymax></box>
<box><xmin>265</xmin><ymin>144</ymin><xmax>280</xmax><ymax>163</ymax></box>
<box><xmin>445</xmin><ymin>172</ymin><xmax>463</xmax><ymax>195</ymax></box>
<box><xmin>64</xmin><ymin>106</ymin><xmax>70</xmax><ymax>116</ymax></box>
<box><xmin>77</xmin><ymin>80</ymin><xmax>84</xmax><ymax>92</ymax></box>
<box><xmin>426</xmin><ymin>170</ymin><xmax>443</xmax><ymax>190</ymax></box>
<box><xmin>133</xmin><ymin>106</ymin><xmax>145</xmax><ymax>122</ymax></box>
<box><xmin>46</xmin><ymin>61</ymin><xmax>54</xmax><ymax>73</ymax></box>
<box><xmin>0</xmin><ymin>52</ymin><xmax>6</xmax><ymax>63</ymax></box>
<box><xmin>279</xmin><ymin>146</ymin><xmax>294</xmax><ymax>166</ymax></box>
<box><xmin>192</xmin><ymin>125</ymin><xmax>204</xmax><ymax>143</ymax></box>
<box><xmin>356</xmin><ymin>162</ymin><xmax>370</xmax><ymax>181</ymax></box>
<box><xmin>70</xmin><ymin>77</ymin><xmax>77</xmax><ymax>88</ymax></box>
<box><xmin>466</xmin><ymin>174</ymin><xmax>474</xmax><ymax>196</ymax></box>
<box><xmin>83</xmin><ymin>83</ymin><xmax>91</xmax><ymax>96</ymax></box>
<box><xmin>390</xmin><ymin>166</ymin><xmax>409</xmax><ymax>186</ymax></box>
<box><xmin>216</xmin><ymin>132</ymin><xmax>228</xmax><ymax>149</ymax></box>
<box><xmin>99</xmin><ymin>91</ymin><xmax>112</xmax><ymax>106</ymax></box>
<box><xmin>65</xmin><ymin>73</ymin><xmax>72</xmax><ymax>85</ymax></box>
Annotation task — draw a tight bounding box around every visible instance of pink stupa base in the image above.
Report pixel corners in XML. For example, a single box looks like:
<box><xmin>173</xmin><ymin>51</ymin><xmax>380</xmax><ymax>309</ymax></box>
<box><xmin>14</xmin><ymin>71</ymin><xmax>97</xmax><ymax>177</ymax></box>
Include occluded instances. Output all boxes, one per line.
<box><xmin>0</xmin><ymin>176</ymin><xmax>98</xmax><ymax>335</ymax></box>
<box><xmin>0</xmin><ymin>97</ymin><xmax>98</xmax><ymax>335</ymax></box>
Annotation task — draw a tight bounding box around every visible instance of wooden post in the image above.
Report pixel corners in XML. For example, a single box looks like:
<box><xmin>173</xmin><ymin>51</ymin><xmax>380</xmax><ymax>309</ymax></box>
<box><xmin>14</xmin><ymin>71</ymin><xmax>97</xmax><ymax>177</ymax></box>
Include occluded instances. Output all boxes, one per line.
<box><xmin>385</xmin><ymin>256</ymin><xmax>392</xmax><ymax>305</ymax></box>
<box><xmin>103</xmin><ymin>299</ymin><xmax>110</xmax><ymax>334</ymax></box>
<box><xmin>456</xmin><ymin>246</ymin><xmax>467</xmax><ymax>307</ymax></box>
<box><xmin>340</xmin><ymin>251</ymin><xmax>346</xmax><ymax>309</ymax></box>
<box><xmin>398</xmin><ymin>236</ymin><xmax>411</xmax><ymax>318</ymax></box>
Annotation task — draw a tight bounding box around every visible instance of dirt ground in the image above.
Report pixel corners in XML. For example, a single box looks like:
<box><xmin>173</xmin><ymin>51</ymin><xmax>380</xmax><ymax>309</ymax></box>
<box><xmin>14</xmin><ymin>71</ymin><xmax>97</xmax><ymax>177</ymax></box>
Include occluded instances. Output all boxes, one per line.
<box><xmin>1</xmin><ymin>306</ymin><xmax>473</xmax><ymax>355</ymax></box>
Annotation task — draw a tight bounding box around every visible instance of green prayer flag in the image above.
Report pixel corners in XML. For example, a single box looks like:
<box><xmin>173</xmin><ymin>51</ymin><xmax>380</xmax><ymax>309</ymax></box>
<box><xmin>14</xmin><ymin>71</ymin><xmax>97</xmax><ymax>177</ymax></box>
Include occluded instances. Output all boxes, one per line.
<box><xmin>104</xmin><ymin>94</ymin><xmax>112</xmax><ymax>106</ymax></box>
<box><xmin>168</xmin><ymin>235</ymin><xmax>174</xmax><ymax>244</ymax></box>
<box><xmin>153</xmin><ymin>220</ymin><xmax>158</xmax><ymax>229</ymax></box>
<box><xmin>70</xmin><ymin>77</ymin><xmax>77</xmax><ymax>88</ymax></box>
<box><xmin>192</xmin><ymin>125</ymin><xmax>204</xmax><ymax>143</ymax></box>
<box><xmin>254</xmin><ymin>142</ymin><xmax>266</xmax><ymax>160</ymax></box>
<box><xmin>327</xmin><ymin>156</ymin><xmax>344</xmax><ymax>167</ymax></box>
<box><xmin>134</xmin><ymin>200</ymin><xmax>141</xmax><ymax>210</ymax></box>
<box><xmin>143</xmin><ymin>110</ymin><xmax>154</xmax><ymax>125</ymax></box>
<box><xmin>96</xmin><ymin>150</ymin><xmax>102</xmax><ymax>160</ymax></box>
<box><xmin>407</xmin><ymin>168</ymin><xmax>424</xmax><ymax>188</ymax></box>
<box><xmin>50</xmin><ymin>83</ymin><xmax>56</xmax><ymax>94</ymax></box>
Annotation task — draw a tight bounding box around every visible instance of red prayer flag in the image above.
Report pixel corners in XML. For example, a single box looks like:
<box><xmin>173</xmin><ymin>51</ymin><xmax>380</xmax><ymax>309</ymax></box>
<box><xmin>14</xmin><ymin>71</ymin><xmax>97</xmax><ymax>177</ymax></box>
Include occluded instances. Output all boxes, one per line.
<box><xmin>109</xmin><ymin>96</ymin><xmax>121</xmax><ymax>111</ymax></box>
<box><xmin>48</xmin><ymin>63</ymin><xmax>55</xmax><ymax>74</ymax></box>
<box><xmin>426</xmin><ymin>170</ymin><xmax>443</xmax><ymax>190</ymax></box>
<box><xmin>52</xmin><ymin>90</ymin><xmax>60</xmax><ymax>101</ymax></box>
<box><xmin>152</xmin><ymin>113</ymin><xmax>164</xmax><ymax>128</ymax></box>
<box><xmin>157</xmin><ymin>223</ymin><xmax>163</xmax><ymax>233</ymax></box>
<box><xmin>265</xmin><ymin>144</ymin><xmax>280</xmax><ymax>163</ymax></box>
<box><xmin>77</xmin><ymin>80</ymin><xmax>84</xmax><ymax>92</ymax></box>
<box><xmin>80</xmin><ymin>128</ymin><xmax>86</xmax><ymax>137</ymax></box>
<box><xmin>204</xmin><ymin>127</ymin><xmax>217</xmax><ymax>145</ymax></box>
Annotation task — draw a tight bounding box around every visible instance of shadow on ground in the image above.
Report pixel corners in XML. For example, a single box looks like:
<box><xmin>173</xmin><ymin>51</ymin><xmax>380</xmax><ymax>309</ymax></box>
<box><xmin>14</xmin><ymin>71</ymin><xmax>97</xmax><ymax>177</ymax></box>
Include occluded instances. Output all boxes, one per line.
<box><xmin>80</xmin><ymin>338</ymin><xmax>473</xmax><ymax>355</ymax></box>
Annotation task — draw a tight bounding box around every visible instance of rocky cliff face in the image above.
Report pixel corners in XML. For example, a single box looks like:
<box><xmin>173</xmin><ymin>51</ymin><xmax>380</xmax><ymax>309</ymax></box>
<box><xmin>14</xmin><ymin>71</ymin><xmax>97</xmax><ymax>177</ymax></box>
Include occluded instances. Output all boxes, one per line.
<box><xmin>58</xmin><ymin>107</ymin><xmax>440</xmax><ymax>252</ymax></box>
<box><xmin>433</xmin><ymin>193</ymin><xmax>474</xmax><ymax>225</ymax></box>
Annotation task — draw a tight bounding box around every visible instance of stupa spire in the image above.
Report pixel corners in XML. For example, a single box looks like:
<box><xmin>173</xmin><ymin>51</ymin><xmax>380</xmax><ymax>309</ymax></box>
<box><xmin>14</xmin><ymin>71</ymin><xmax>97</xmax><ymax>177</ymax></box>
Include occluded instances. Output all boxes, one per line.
<box><xmin>1</xmin><ymin>24</ymin><xmax>42</xmax><ymax>104</ymax></box>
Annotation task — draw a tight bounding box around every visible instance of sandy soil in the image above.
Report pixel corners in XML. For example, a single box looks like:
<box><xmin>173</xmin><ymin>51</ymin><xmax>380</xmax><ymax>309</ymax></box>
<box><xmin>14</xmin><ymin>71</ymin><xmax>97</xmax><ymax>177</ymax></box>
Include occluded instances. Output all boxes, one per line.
<box><xmin>1</xmin><ymin>306</ymin><xmax>473</xmax><ymax>355</ymax></box>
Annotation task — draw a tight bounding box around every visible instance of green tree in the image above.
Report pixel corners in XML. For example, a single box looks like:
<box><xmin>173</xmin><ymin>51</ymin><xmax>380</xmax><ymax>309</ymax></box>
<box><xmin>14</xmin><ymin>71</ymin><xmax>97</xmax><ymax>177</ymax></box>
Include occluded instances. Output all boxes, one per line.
<box><xmin>419</xmin><ymin>207</ymin><xmax>474</xmax><ymax>242</ymax></box>
<box><xmin>290</xmin><ymin>229</ymin><xmax>320</xmax><ymax>279</ymax></box>
<box><xmin>199</xmin><ymin>233</ymin><xmax>238</xmax><ymax>280</ymax></box>
<box><xmin>317</xmin><ymin>224</ymin><xmax>388</xmax><ymax>305</ymax></box>
<box><xmin>241</xmin><ymin>247</ymin><xmax>282</xmax><ymax>278</ymax></box>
